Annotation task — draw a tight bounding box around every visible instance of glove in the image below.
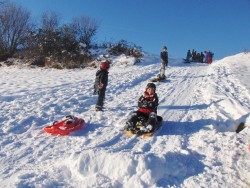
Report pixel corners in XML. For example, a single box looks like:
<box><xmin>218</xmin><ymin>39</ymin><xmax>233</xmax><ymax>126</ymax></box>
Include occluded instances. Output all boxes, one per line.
<box><xmin>141</xmin><ymin>100</ymin><xmax>148</xmax><ymax>108</ymax></box>
<box><xmin>148</xmin><ymin>102</ymin><xmax>153</xmax><ymax>108</ymax></box>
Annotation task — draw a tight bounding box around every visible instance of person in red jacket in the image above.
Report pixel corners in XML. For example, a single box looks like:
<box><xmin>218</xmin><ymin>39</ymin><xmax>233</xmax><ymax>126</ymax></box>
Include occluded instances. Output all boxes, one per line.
<box><xmin>205</xmin><ymin>50</ymin><xmax>214</xmax><ymax>64</ymax></box>
<box><xmin>126</xmin><ymin>83</ymin><xmax>159</xmax><ymax>132</ymax></box>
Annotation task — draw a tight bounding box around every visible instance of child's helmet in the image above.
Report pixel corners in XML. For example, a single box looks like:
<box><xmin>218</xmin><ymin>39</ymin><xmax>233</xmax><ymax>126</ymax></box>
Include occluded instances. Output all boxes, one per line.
<box><xmin>146</xmin><ymin>83</ymin><xmax>156</xmax><ymax>91</ymax></box>
<box><xmin>100</xmin><ymin>61</ymin><xmax>110</xmax><ymax>70</ymax></box>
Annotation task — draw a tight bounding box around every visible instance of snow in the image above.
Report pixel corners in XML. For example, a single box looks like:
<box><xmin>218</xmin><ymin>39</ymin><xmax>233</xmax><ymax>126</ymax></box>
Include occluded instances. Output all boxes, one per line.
<box><xmin>0</xmin><ymin>52</ymin><xmax>250</xmax><ymax>188</ymax></box>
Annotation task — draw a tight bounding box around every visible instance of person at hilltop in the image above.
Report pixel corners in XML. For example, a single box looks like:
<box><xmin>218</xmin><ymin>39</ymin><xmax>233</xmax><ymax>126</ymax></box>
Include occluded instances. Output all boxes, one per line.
<box><xmin>191</xmin><ymin>49</ymin><xmax>196</xmax><ymax>61</ymax></box>
<box><xmin>205</xmin><ymin>50</ymin><xmax>214</xmax><ymax>64</ymax></box>
<box><xmin>200</xmin><ymin>52</ymin><xmax>205</xmax><ymax>63</ymax></box>
<box><xmin>93</xmin><ymin>60</ymin><xmax>110</xmax><ymax>111</ymax></box>
<box><xmin>126</xmin><ymin>83</ymin><xmax>159</xmax><ymax>133</ymax></box>
<box><xmin>186</xmin><ymin>49</ymin><xmax>192</xmax><ymax>63</ymax></box>
<box><xmin>159</xmin><ymin>46</ymin><xmax>168</xmax><ymax>80</ymax></box>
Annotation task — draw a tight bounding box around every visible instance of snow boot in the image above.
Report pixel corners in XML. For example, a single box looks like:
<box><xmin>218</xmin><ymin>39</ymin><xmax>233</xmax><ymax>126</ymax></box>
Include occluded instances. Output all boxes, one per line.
<box><xmin>95</xmin><ymin>105</ymin><xmax>103</xmax><ymax>111</ymax></box>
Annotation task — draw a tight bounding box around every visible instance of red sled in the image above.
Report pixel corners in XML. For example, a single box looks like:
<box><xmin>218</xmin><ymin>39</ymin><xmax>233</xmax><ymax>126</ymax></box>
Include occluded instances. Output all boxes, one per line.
<box><xmin>44</xmin><ymin>115</ymin><xmax>85</xmax><ymax>136</ymax></box>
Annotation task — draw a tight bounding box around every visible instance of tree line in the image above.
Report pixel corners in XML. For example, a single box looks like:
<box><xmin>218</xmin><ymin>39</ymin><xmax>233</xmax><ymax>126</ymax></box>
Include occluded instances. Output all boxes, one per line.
<box><xmin>0</xmin><ymin>2</ymin><xmax>143</xmax><ymax>68</ymax></box>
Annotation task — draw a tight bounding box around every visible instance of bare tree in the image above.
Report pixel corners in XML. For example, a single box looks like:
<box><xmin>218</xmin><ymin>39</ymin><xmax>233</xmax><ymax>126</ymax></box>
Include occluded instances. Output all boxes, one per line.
<box><xmin>60</xmin><ymin>23</ymin><xmax>78</xmax><ymax>53</ymax></box>
<box><xmin>41</xmin><ymin>11</ymin><xmax>60</xmax><ymax>32</ymax></box>
<box><xmin>0</xmin><ymin>2</ymin><xmax>33</xmax><ymax>60</ymax></box>
<box><xmin>38</xmin><ymin>11</ymin><xmax>61</xmax><ymax>55</ymax></box>
<box><xmin>72</xmin><ymin>16</ymin><xmax>99</xmax><ymax>51</ymax></box>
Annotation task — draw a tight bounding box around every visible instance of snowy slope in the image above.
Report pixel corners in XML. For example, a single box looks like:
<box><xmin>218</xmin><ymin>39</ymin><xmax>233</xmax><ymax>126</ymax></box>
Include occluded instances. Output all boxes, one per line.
<box><xmin>0</xmin><ymin>53</ymin><xmax>250</xmax><ymax>188</ymax></box>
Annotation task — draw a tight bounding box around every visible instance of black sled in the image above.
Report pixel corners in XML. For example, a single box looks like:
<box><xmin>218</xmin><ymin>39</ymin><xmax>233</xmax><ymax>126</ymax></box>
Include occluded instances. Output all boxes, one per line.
<box><xmin>124</xmin><ymin>115</ymin><xmax>163</xmax><ymax>137</ymax></box>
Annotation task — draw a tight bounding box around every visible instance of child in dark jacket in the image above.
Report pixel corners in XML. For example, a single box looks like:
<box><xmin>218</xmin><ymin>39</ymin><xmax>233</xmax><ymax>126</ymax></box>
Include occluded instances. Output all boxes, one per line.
<box><xmin>93</xmin><ymin>60</ymin><xmax>110</xmax><ymax>111</ymax></box>
<box><xmin>126</xmin><ymin>83</ymin><xmax>159</xmax><ymax>132</ymax></box>
<box><xmin>159</xmin><ymin>46</ymin><xmax>168</xmax><ymax>80</ymax></box>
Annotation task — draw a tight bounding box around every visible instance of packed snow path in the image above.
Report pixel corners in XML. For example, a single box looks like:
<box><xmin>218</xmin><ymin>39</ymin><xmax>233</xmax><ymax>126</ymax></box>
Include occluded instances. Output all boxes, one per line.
<box><xmin>0</xmin><ymin>53</ymin><xmax>249</xmax><ymax>187</ymax></box>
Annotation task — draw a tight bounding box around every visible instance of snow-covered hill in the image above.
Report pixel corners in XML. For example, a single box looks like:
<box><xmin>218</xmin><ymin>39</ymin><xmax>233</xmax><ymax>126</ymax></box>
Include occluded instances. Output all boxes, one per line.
<box><xmin>0</xmin><ymin>53</ymin><xmax>250</xmax><ymax>188</ymax></box>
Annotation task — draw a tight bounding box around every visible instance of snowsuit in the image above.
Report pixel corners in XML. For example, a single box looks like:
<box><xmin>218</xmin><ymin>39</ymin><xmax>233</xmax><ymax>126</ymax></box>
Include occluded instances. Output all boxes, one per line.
<box><xmin>127</xmin><ymin>91</ymin><xmax>159</xmax><ymax>130</ymax></box>
<box><xmin>160</xmin><ymin>50</ymin><xmax>168</xmax><ymax>79</ymax></box>
<box><xmin>94</xmin><ymin>69</ymin><xmax>109</xmax><ymax>109</ymax></box>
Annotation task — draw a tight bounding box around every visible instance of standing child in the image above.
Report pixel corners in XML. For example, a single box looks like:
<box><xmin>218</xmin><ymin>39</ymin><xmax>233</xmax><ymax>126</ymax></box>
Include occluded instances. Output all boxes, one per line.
<box><xmin>200</xmin><ymin>52</ymin><xmax>205</xmax><ymax>63</ymax></box>
<box><xmin>126</xmin><ymin>83</ymin><xmax>159</xmax><ymax>133</ymax></box>
<box><xmin>93</xmin><ymin>60</ymin><xmax>110</xmax><ymax>111</ymax></box>
<box><xmin>159</xmin><ymin>46</ymin><xmax>168</xmax><ymax>80</ymax></box>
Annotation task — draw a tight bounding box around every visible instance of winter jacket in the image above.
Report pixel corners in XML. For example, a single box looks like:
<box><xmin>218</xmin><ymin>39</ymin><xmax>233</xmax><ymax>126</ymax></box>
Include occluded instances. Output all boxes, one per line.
<box><xmin>94</xmin><ymin>69</ymin><xmax>109</xmax><ymax>93</ymax></box>
<box><xmin>137</xmin><ymin>92</ymin><xmax>159</xmax><ymax>115</ymax></box>
<box><xmin>160</xmin><ymin>51</ymin><xmax>168</xmax><ymax>66</ymax></box>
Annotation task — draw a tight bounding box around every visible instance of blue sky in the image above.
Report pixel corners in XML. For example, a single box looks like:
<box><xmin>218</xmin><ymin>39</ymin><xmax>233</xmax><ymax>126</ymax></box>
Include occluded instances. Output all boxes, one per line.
<box><xmin>12</xmin><ymin>0</ymin><xmax>250</xmax><ymax>60</ymax></box>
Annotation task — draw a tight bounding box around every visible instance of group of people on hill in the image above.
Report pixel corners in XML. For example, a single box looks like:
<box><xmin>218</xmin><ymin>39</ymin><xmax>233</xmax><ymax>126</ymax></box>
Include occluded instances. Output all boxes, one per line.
<box><xmin>186</xmin><ymin>49</ymin><xmax>214</xmax><ymax>64</ymax></box>
<box><xmin>92</xmin><ymin>45</ymin><xmax>213</xmax><ymax>133</ymax></box>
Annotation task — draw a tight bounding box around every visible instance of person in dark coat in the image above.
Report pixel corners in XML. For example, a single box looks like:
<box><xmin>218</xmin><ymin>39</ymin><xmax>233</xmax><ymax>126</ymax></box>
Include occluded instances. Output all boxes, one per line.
<box><xmin>161</xmin><ymin>46</ymin><xmax>168</xmax><ymax>67</ymax></box>
<box><xmin>93</xmin><ymin>60</ymin><xmax>110</xmax><ymax>111</ymax></box>
<box><xmin>191</xmin><ymin>49</ymin><xmax>196</xmax><ymax>61</ymax></box>
<box><xmin>126</xmin><ymin>83</ymin><xmax>159</xmax><ymax>132</ymax></box>
<box><xmin>186</xmin><ymin>49</ymin><xmax>192</xmax><ymax>63</ymax></box>
<box><xmin>159</xmin><ymin>46</ymin><xmax>168</xmax><ymax>80</ymax></box>
<box><xmin>200</xmin><ymin>52</ymin><xmax>205</xmax><ymax>63</ymax></box>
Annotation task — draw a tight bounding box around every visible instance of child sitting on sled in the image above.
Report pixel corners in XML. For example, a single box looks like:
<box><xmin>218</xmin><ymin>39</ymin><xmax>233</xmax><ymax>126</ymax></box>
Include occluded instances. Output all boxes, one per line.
<box><xmin>126</xmin><ymin>83</ymin><xmax>159</xmax><ymax>133</ymax></box>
